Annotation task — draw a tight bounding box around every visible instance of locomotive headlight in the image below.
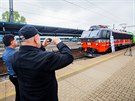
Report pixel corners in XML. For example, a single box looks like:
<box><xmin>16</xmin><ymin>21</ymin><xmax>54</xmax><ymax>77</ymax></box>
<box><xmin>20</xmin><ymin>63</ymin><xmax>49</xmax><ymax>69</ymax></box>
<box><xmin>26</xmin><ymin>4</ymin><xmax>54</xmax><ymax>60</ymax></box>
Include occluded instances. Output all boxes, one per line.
<box><xmin>87</xmin><ymin>43</ymin><xmax>91</xmax><ymax>45</ymax></box>
<box><xmin>96</xmin><ymin>43</ymin><xmax>98</xmax><ymax>46</ymax></box>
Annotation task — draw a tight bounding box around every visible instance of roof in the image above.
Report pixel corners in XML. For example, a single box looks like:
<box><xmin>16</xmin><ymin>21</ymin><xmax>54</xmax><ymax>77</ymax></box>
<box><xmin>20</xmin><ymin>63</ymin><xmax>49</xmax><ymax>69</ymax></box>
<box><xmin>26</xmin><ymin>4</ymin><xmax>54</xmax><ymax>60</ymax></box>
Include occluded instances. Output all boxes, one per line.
<box><xmin>0</xmin><ymin>22</ymin><xmax>84</xmax><ymax>37</ymax></box>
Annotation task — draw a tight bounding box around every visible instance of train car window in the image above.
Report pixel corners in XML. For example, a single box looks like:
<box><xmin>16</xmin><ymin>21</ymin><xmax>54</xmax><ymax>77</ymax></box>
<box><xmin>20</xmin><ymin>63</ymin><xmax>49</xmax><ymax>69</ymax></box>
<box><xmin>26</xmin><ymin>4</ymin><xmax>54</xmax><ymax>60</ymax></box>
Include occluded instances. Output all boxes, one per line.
<box><xmin>112</xmin><ymin>32</ymin><xmax>120</xmax><ymax>39</ymax></box>
<box><xmin>112</xmin><ymin>32</ymin><xmax>132</xmax><ymax>39</ymax></box>
<box><xmin>0</xmin><ymin>35</ymin><xmax>3</xmax><ymax>43</ymax></box>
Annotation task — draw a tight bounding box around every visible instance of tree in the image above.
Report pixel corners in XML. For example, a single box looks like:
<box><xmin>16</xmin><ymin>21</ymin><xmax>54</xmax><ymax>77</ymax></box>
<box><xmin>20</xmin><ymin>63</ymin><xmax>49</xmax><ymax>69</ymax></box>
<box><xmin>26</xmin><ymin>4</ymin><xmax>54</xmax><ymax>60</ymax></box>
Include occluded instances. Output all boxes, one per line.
<box><xmin>0</xmin><ymin>11</ymin><xmax>27</xmax><ymax>24</ymax></box>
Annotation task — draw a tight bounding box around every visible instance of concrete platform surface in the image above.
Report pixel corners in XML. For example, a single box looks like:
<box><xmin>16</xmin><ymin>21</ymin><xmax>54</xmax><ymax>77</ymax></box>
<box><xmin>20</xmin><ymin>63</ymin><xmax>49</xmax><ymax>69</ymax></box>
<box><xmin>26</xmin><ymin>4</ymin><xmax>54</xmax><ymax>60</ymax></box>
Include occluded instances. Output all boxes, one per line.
<box><xmin>58</xmin><ymin>48</ymin><xmax>135</xmax><ymax>101</ymax></box>
<box><xmin>0</xmin><ymin>47</ymin><xmax>135</xmax><ymax>101</ymax></box>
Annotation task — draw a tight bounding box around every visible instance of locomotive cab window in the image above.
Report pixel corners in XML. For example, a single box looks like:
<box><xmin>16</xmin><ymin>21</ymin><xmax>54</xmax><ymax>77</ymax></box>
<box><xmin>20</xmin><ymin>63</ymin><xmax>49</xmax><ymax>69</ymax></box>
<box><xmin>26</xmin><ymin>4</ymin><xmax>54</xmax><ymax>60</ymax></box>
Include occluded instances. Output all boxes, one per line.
<box><xmin>81</xmin><ymin>31</ymin><xmax>91</xmax><ymax>38</ymax></box>
<box><xmin>106</xmin><ymin>30</ymin><xmax>110</xmax><ymax>39</ymax></box>
<box><xmin>88</xmin><ymin>30</ymin><xmax>99</xmax><ymax>38</ymax></box>
<box><xmin>81</xmin><ymin>30</ymin><xmax>99</xmax><ymax>38</ymax></box>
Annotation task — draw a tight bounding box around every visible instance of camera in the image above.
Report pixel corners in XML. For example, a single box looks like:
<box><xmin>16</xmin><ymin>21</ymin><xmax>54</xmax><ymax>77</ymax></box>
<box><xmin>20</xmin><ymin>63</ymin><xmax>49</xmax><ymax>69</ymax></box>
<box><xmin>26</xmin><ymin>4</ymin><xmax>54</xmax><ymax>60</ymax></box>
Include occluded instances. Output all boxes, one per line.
<box><xmin>46</xmin><ymin>38</ymin><xmax>52</xmax><ymax>42</ymax></box>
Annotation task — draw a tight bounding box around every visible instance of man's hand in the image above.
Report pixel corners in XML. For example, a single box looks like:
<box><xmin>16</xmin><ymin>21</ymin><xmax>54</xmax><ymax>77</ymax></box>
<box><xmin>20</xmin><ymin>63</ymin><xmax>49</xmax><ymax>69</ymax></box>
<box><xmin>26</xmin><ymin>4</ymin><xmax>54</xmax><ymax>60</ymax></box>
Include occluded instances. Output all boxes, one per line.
<box><xmin>42</xmin><ymin>38</ymin><xmax>51</xmax><ymax>47</ymax></box>
<box><xmin>52</xmin><ymin>37</ymin><xmax>61</xmax><ymax>45</ymax></box>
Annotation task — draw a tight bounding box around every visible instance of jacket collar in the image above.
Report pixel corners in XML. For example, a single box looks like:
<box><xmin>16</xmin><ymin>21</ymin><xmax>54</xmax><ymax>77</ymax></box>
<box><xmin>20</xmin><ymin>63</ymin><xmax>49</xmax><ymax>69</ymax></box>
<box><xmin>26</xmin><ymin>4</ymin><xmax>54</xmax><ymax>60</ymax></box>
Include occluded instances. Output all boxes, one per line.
<box><xmin>19</xmin><ymin>45</ymin><xmax>40</xmax><ymax>51</ymax></box>
<box><xmin>5</xmin><ymin>47</ymin><xmax>16</xmax><ymax>50</ymax></box>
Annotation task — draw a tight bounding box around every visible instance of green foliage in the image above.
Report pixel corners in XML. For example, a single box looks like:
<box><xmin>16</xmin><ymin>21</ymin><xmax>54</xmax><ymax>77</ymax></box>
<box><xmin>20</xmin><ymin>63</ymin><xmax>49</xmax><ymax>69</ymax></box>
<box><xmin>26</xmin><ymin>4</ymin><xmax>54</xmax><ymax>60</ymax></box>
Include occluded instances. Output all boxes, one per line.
<box><xmin>0</xmin><ymin>11</ymin><xmax>27</xmax><ymax>24</ymax></box>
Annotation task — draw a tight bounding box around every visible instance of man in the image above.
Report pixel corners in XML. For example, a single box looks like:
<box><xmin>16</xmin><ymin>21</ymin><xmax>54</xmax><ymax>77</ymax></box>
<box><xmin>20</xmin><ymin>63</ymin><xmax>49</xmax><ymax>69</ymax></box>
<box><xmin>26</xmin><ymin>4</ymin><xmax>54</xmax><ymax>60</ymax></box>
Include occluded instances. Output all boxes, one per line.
<box><xmin>2</xmin><ymin>34</ymin><xmax>20</xmax><ymax>101</ymax></box>
<box><xmin>11</xmin><ymin>25</ymin><xmax>73</xmax><ymax>101</ymax></box>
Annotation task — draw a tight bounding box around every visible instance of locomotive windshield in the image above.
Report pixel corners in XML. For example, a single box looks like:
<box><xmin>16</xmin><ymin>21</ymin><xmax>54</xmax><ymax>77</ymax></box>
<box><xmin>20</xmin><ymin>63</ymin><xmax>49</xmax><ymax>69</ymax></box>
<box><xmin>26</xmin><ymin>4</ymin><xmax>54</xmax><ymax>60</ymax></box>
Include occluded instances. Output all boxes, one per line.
<box><xmin>88</xmin><ymin>30</ymin><xmax>99</xmax><ymax>38</ymax></box>
<box><xmin>81</xmin><ymin>30</ymin><xmax>100</xmax><ymax>38</ymax></box>
<box><xmin>81</xmin><ymin>31</ymin><xmax>90</xmax><ymax>38</ymax></box>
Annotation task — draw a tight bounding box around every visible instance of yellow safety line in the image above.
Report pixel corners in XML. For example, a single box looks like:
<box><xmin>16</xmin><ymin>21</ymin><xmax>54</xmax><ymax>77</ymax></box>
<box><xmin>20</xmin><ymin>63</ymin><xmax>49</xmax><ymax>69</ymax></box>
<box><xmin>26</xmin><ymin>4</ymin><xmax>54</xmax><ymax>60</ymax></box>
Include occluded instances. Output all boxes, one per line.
<box><xmin>56</xmin><ymin>52</ymin><xmax>123</xmax><ymax>79</ymax></box>
<box><xmin>0</xmin><ymin>51</ymin><xmax>127</xmax><ymax>100</ymax></box>
<box><xmin>0</xmin><ymin>92</ymin><xmax>15</xmax><ymax>99</ymax></box>
<box><xmin>0</xmin><ymin>80</ymin><xmax>10</xmax><ymax>85</ymax></box>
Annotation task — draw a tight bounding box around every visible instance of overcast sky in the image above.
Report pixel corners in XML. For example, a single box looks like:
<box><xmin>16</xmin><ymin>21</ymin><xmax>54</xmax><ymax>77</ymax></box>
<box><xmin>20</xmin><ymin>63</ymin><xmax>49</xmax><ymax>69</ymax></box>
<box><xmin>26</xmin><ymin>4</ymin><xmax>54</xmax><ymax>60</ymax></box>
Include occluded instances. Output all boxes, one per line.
<box><xmin>0</xmin><ymin>0</ymin><xmax>135</xmax><ymax>32</ymax></box>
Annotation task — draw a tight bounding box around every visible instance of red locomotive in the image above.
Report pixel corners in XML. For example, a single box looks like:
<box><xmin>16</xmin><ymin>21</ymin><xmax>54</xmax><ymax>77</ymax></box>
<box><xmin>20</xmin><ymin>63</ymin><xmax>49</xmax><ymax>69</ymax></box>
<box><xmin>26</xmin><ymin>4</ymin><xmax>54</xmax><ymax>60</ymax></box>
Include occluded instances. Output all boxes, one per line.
<box><xmin>80</xmin><ymin>25</ymin><xmax>132</xmax><ymax>57</ymax></box>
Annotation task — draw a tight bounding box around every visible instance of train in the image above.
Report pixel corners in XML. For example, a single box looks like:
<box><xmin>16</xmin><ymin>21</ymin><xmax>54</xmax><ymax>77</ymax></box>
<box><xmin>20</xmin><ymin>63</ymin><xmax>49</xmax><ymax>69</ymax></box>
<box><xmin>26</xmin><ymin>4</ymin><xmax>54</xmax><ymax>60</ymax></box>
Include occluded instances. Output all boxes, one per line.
<box><xmin>1</xmin><ymin>33</ymin><xmax>80</xmax><ymax>43</ymax></box>
<box><xmin>14</xmin><ymin>36</ymin><xmax>80</xmax><ymax>43</ymax></box>
<box><xmin>80</xmin><ymin>25</ymin><xmax>135</xmax><ymax>57</ymax></box>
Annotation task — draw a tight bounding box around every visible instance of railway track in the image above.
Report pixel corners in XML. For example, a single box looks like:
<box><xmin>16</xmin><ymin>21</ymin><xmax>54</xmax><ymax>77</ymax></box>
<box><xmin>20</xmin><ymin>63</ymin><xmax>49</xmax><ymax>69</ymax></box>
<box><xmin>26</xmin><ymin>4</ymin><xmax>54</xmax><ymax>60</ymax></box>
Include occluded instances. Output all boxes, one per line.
<box><xmin>1</xmin><ymin>46</ymin><xmax>135</xmax><ymax>80</ymax></box>
<box><xmin>0</xmin><ymin>41</ymin><xmax>83</xmax><ymax>76</ymax></box>
<box><xmin>0</xmin><ymin>48</ymin><xmax>84</xmax><ymax>76</ymax></box>
<box><xmin>1</xmin><ymin>45</ymin><xmax>135</xmax><ymax>76</ymax></box>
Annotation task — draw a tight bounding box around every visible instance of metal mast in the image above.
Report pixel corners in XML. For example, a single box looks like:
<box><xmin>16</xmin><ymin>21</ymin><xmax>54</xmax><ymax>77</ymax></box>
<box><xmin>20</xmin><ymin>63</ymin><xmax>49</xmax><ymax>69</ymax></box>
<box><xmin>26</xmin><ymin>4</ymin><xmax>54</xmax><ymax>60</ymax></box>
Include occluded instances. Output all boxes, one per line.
<box><xmin>9</xmin><ymin>0</ymin><xmax>14</xmax><ymax>22</ymax></box>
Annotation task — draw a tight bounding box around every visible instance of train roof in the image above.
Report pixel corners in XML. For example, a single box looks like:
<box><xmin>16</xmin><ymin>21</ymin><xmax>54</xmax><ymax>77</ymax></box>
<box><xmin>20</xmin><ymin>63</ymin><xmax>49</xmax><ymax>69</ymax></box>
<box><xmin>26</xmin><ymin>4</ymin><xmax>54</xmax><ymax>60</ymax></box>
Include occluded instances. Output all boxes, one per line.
<box><xmin>97</xmin><ymin>27</ymin><xmax>131</xmax><ymax>35</ymax></box>
<box><xmin>0</xmin><ymin>22</ymin><xmax>84</xmax><ymax>36</ymax></box>
<box><xmin>111</xmin><ymin>29</ymin><xmax>128</xmax><ymax>34</ymax></box>
<box><xmin>90</xmin><ymin>25</ymin><xmax>131</xmax><ymax>35</ymax></box>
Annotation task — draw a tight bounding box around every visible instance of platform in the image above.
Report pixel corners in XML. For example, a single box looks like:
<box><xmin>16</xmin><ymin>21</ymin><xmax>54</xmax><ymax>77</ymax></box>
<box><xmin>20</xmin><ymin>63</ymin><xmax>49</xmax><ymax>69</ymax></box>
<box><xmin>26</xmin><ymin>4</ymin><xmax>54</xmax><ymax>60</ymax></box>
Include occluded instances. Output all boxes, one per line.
<box><xmin>0</xmin><ymin>47</ymin><xmax>135</xmax><ymax>101</ymax></box>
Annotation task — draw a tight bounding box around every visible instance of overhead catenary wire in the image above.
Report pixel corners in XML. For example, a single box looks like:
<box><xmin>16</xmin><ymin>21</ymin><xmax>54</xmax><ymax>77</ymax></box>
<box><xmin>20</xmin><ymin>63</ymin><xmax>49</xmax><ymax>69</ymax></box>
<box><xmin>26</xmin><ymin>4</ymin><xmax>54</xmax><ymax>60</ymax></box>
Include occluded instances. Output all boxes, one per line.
<box><xmin>16</xmin><ymin>2</ymin><xmax>92</xmax><ymax>25</ymax></box>
<box><xmin>62</xmin><ymin>0</ymin><xmax>122</xmax><ymax>23</ymax></box>
<box><xmin>84</xmin><ymin>0</ymin><xmax>126</xmax><ymax>22</ymax></box>
<box><xmin>0</xmin><ymin>7</ymin><xmax>75</xmax><ymax>26</ymax></box>
<box><xmin>0</xmin><ymin>4</ymin><xmax>91</xmax><ymax>28</ymax></box>
<box><xmin>0</xmin><ymin>1</ymin><xmax>122</xmax><ymax>26</ymax></box>
<box><xmin>0</xmin><ymin>0</ymin><xmax>133</xmax><ymax>23</ymax></box>
<box><xmin>132</xmin><ymin>0</ymin><xmax>135</xmax><ymax>32</ymax></box>
<box><xmin>0</xmin><ymin>7</ymin><xmax>68</xmax><ymax>21</ymax></box>
<box><xmin>4</xmin><ymin>1</ymin><xmax>89</xmax><ymax>26</ymax></box>
<box><xmin>0</xmin><ymin>0</ymin><xmax>134</xmax><ymax>30</ymax></box>
<box><xmin>20</xmin><ymin>2</ymin><xmax>88</xmax><ymax>21</ymax></box>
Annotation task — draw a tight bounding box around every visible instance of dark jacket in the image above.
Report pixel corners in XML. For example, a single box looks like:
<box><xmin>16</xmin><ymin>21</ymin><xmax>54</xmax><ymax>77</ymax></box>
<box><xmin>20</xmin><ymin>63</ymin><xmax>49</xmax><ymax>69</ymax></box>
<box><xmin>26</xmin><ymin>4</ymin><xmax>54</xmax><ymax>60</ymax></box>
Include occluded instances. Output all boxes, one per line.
<box><xmin>11</xmin><ymin>42</ymin><xmax>73</xmax><ymax>101</ymax></box>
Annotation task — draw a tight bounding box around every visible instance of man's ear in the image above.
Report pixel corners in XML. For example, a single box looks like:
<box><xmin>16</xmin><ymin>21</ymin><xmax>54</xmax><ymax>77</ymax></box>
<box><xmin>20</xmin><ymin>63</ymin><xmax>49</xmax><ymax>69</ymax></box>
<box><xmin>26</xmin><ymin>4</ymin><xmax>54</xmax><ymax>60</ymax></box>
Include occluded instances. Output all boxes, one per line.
<box><xmin>34</xmin><ymin>34</ymin><xmax>39</xmax><ymax>43</ymax></box>
<box><xmin>10</xmin><ymin>40</ymin><xmax>13</xmax><ymax>45</ymax></box>
<box><xmin>34</xmin><ymin>35</ymin><xmax>37</xmax><ymax>43</ymax></box>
